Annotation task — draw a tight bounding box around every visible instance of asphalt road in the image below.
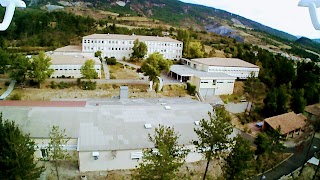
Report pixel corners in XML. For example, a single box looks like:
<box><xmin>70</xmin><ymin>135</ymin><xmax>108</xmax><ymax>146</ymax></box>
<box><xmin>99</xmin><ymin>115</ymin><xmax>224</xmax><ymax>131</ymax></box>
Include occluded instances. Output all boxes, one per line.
<box><xmin>253</xmin><ymin>137</ymin><xmax>320</xmax><ymax>180</ymax></box>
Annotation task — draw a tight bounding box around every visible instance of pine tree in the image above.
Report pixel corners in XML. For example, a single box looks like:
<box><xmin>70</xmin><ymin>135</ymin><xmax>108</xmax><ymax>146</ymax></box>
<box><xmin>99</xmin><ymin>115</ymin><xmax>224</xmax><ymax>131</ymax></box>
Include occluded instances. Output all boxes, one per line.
<box><xmin>0</xmin><ymin>113</ymin><xmax>44</xmax><ymax>179</ymax></box>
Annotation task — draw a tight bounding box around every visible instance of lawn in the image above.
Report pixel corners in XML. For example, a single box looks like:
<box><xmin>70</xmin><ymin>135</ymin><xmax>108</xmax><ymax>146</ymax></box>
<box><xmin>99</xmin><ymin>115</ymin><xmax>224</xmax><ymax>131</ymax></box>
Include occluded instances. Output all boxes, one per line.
<box><xmin>108</xmin><ymin>63</ymin><xmax>139</xmax><ymax>79</ymax></box>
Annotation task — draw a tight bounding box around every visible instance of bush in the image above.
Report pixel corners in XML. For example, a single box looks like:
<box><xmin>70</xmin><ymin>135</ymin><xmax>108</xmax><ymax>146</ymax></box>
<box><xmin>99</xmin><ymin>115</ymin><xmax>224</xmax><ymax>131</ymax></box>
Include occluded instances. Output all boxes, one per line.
<box><xmin>4</xmin><ymin>81</ymin><xmax>10</xmax><ymax>86</ymax></box>
<box><xmin>79</xmin><ymin>80</ymin><xmax>96</xmax><ymax>90</ymax></box>
<box><xmin>106</xmin><ymin>57</ymin><xmax>117</xmax><ymax>65</ymax></box>
<box><xmin>110</xmin><ymin>74</ymin><xmax>116</xmax><ymax>79</ymax></box>
<box><xmin>186</xmin><ymin>82</ymin><xmax>196</xmax><ymax>95</ymax></box>
<box><xmin>50</xmin><ymin>81</ymin><xmax>57</xmax><ymax>89</ymax></box>
<box><xmin>9</xmin><ymin>93</ymin><xmax>21</xmax><ymax>100</ymax></box>
<box><xmin>58</xmin><ymin>81</ymin><xmax>72</xmax><ymax>89</ymax></box>
<box><xmin>136</xmin><ymin>68</ymin><xmax>142</xmax><ymax>73</ymax></box>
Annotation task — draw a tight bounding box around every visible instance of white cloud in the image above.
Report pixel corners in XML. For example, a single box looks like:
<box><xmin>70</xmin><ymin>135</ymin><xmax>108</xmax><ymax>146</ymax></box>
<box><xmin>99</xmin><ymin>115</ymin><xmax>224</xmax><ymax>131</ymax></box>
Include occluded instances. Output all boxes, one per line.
<box><xmin>180</xmin><ymin>0</ymin><xmax>320</xmax><ymax>39</ymax></box>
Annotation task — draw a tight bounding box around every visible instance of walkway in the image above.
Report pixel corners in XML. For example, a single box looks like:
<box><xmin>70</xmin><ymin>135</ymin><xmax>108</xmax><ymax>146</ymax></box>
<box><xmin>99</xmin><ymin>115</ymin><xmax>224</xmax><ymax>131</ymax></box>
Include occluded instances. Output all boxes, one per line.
<box><xmin>253</xmin><ymin>137</ymin><xmax>320</xmax><ymax>180</ymax></box>
<box><xmin>117</xmin><ymin>60</ymin><xmax>140</xmax><ymax>69</ymax></box>
<box><xmin>102</xmin><ymin>62</ymin><xmax>110</xmax><ymax>79</ymax></box>
<box><xmin>0</xmin><ymin>80</ymin><xmax>16</xmax><ymax>100</ymax></box>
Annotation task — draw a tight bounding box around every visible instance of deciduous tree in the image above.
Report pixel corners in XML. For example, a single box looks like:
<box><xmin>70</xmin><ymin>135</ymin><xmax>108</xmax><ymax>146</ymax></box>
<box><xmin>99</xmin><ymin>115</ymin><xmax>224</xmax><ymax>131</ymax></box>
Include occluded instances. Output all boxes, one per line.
<box><xmin>80</xmin><ymin>59</ymin><xmax>98</xmax><ymax>79</ymax></box>
<box><xmin>0</xmin><ymin>114</ymin><xmax>44</xmax><ymax>179</ymax></box>
<box><xmin>94</xmin><ymin>50</ymin><xmax>103</xmax><ymax>63</ymax></box>
<box><xmin>9</xmin><ymin>55</ymin><xmax>31</xmax><ymax>86</ymax></box>
<box><xmin>141</xmin><ymin>52</ymin><xmax>172</xmax><ymax>82</ymax></box>
<box><xmin>243</xmin><ymin>73</ymin><xmax>266</xmax><ymax>114</ymax></box>
<box><xmin>193</xmin><ymin>107</ymin><xmax>234</xmax><ymax>180</ymax></box>
<box><xmin>224</xmin><ymin>135</ymin><xmax>254</xmax><ymax>180</ymax></box>
<box><xmin>134</xmin><ymin>125</ymin><xmax>189</xmax><ymax>180</ymax></box>
<box><xmin>29</xmin><ymin>51</ymin><xmax>54</xmax><ymax>88</ymax></box>
<box><xmin>189</xmin><ymin>41</ymin><xmax>205</xmax><ymax>58</ymax></box>
<box><xmin>48</xmin><ymin>126</ymin><xmax>70</xmax><ymax>180</ymax></box>
<box><xmin>131</xmin><ymin>39</ymin><xmax>147</xmax><ymax>60</ymax></box>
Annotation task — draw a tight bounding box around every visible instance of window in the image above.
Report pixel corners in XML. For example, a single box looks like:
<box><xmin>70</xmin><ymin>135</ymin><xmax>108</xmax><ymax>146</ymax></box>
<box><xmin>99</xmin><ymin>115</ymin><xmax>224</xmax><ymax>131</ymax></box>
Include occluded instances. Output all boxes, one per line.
<box><xmin>201</xmin><ymin>81</ymin><xmax>209</xmax><ymax>83</ymax></box>
<box><xmin>102</xmin><ymin>41</ymin><xmax>104</xmax><ymax>43</ymax></box>
<box><xmin>41</xmin><ymin>148</ymin><xmax>48</xmax><ymax>159</ymax></box>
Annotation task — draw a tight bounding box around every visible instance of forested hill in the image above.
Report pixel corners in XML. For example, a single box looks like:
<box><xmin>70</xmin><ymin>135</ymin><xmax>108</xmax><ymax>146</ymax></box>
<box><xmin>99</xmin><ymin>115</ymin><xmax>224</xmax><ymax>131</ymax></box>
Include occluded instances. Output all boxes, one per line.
<box><xmin>26</xmin><ymin>0</ymin><xmax>298</xmax><ymax>41</ymax></box>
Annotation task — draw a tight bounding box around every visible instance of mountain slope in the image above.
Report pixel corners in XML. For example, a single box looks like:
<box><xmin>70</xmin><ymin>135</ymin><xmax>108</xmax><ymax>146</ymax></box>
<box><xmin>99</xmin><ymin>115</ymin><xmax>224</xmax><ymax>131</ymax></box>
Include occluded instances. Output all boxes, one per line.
<box><xmin>27</xmin><ymin>0</ymin><xmax>298</xmax><ymax>41</ymax></box>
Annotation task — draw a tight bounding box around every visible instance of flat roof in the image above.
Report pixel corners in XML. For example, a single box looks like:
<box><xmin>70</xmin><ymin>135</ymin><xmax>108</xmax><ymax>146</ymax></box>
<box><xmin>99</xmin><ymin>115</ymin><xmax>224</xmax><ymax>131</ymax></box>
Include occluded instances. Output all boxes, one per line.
<box><xmin>54</xmin><ymin>45</ymin><xmax>82</xmax><ymax>52</ymax></box>
<box><xmin>83</xmin><ymin>33</ymin><xmax>182</xmax><ymax>43</ymax></box>
<box><xmin>264</xmin><ymin>112</ymin><xmax>307</xmax><ymax>134</ymax></box>
<box><xmin>0</xmin><ymin>98</ymin><xmax>234</xmax><ymax>151</ymax></box>
<box><xmin>191</xmin><ymin>58</ymin><xmax>259</xmax><ymax>68</ymax></box>
<box><xmin>47</xmin><ymin>54</ymin><xmax>101</xmax><ymax>65</ymax></box>
<box><xmin>170</xmin><ymin>65</ymin><xmax>236</xmax><ymax>79</ymax></box>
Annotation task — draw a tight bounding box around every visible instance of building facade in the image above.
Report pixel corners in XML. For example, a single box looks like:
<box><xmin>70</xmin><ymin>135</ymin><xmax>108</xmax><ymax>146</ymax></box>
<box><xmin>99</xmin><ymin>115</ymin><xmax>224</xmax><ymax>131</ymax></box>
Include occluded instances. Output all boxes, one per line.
<box><xmin>47</xmin><ymin>54</ymin><xmax>101</xmax><ymax>79</ymax></box>
<box><xmin>181</xmin><ymin>58</ymin><xmax>260</xmax><ymax>79</ymax></box>
<box><xmin>82</xmin><ymin>34</ymin><xmax>183</xmax><ymax>60</ymax></box>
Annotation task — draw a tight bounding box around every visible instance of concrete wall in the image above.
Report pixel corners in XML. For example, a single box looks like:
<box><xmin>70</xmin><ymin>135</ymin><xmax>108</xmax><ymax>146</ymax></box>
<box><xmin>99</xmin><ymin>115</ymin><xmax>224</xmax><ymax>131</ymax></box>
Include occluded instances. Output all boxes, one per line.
<box><xmin>190</xmin><ymin>76</ymin><xmax>234</xmax><ymax>95</ymax></box>
<box><xmin>78</xmin><ymin>145</ymin><xmax>203</xmax><ymax>172</ymax></box>
<box><xmin>82</xmin><ymin>38</ymin><xmax>183</xmax><ymax>60</ymax></box>
<box><xmin>207</xmin><ymin>66</ymin><xmax>259</xmax><ymax>79</ymax></box>
<box><xmin>50</xmin><ymin>64</ymin><xmax>101</xmax><ymax>79</ymax></box>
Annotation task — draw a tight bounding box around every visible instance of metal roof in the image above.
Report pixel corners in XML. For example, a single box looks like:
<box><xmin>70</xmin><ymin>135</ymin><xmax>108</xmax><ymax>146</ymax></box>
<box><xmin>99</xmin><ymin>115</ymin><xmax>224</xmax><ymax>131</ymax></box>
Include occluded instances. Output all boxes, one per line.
<box><xmin>170</xmin><ymin>65</ymin><xmax>236</xmax><ymax>79</ymax></box>
<box><xmin>191</xmin><ymin>58</ymin><xmax>259</xmax><ymax>68</ymax></box>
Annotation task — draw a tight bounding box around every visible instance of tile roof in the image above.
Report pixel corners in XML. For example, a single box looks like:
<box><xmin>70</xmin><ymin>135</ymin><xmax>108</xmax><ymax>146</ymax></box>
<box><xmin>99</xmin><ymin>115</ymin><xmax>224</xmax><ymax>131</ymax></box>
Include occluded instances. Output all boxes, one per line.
<box><xmin>305</xmin><ymin>103</ymin><xmax>320</xmax><ymax>116</ymax></box>
<box><xmin>264</xmin><ymin>112</ymin><xmax>306</xmax><ymax>134</ymax></box>
<box><xmin>83</xmin><ymin>33</ymin><xmax>182</xmax><ymax>43</ymax></box>
<box><xmin>191</xmin><ymin>58</ymin><xmax>259</xmax><ymax>68</ymax></box>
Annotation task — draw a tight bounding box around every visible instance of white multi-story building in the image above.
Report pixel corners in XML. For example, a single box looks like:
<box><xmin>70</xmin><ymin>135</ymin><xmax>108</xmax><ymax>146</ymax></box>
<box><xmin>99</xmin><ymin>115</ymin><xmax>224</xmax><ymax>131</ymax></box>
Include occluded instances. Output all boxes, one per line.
<box><xmin>82</xmin><ymin>34</ymin><xmax>183</xmax><ymax>60</ymax></box>
<box><xmin>181</xmin><ymin>58</ymin><xmax>260</xmax><ymax>79</ymax></box>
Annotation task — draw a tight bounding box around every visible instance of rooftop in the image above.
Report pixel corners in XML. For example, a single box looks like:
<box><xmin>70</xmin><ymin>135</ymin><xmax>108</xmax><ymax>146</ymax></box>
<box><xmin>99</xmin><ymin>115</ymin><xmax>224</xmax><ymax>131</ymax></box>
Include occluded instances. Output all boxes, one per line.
<box><xmin>264</xmin><ymin>112</ymin><xmax>307</xmax><ymax>134</ymax></box>
<box><xmin>191</xmin><ymin>58</ymin><xmax>259</xmax><ymax>68</ymax></box>
<box><xmin>83</xmin><ymin>34</ymin><xmax>182</xmax><ymax>43</ymax></box>
<box><xmin>54</xmin><ymin>45</ymin><xmax>82</xmax><ymax>52</ymax></box>
<box><xmin>0</xmin><ymin>98</ymin><xmax>238</xmax><ymax>151</ymax></box>
<box><xmin>305</xmin><ymin>103</ymin><xmax>320</xmax><ymax>116</ymax></box>
<box><xmin>170</xmin><ymin>65</ymin><xmax>236</xmax><ymax>79</ymax></box>
<box><xmin>47</xmin><ymin>54</ymin><xmax>101</xmax><ymax>65</ymax></box>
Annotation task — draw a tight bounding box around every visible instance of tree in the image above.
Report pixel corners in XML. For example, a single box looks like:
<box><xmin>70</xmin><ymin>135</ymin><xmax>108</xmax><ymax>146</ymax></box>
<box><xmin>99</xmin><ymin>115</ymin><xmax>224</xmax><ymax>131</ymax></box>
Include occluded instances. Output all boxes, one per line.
<box><xmin>0</xmin><ymin>114</ymin><xmax>44</xmax><ymax>179</ymax></box>
<box><xmin>243</xmin><ymin>73</ymin><xmax>266</xmax><ymax>114</ymax></box>
<box><xmin>177</xmin><ymin>29</ymin><xmax>190</xmax><ymax>57</ymax></box>
<box><xmin>134</xmin><ymin>125</ymin><xmax>189</xmax><ymax>180</ymax></box>
<box><xmin>254</xmin><ymin>127</ymin><xmax>285</xmax><ymax>177</ymax></box>
<box><xmin>224</xmin><ymin>135</ymin><xmax>254</xmax><ymax>180</ymax></box>
<box><xmin>29</xmin><ymin>51</ymin><xmax>54</xmax><ymax>88</ymax></box>
<box><xmin>141</xmin><ymin>52</ymin><xmax>172</xmax><ymax>82</ymax></box>
<box><xmin>9</xmin><ymin>55</ymin><xmax>31</xmax><ymax>86</ymax></box>
<box><xmin>80</xmin><ymin>59</ymin><xmax>98</xmax><ymax>79</ymax></box>
<box><xmin>48</xmin><ymin>126</ymin><xmax>70</xmax><ymax>180</ymax></box>
<box><xmin>193</xmin><ymin>107</ymin><xmax>234</xmax><ymax>180</ymax></box>
<box><xmin>189</xmin><ymin>41</ymin><xmax>204</xmax><ymax>58</ymax></box>
<box><xmin>94</xmin><ymin>50</ymin><xmax>103</xmax><ymax>63</ymax></box>
<box><xmin>291</xmin><ymin>89</ymin><xmax>307</xmax><ymax>114</ymax></box>
<box><xmin>0</xmin><ymin>49</ymin><xmax>10</xmax><ymax>74</ymax></box>
<box><xmin>131</xmin><ymin>39</ymin><xmax>147</xmax><ymax>60</ymax></box>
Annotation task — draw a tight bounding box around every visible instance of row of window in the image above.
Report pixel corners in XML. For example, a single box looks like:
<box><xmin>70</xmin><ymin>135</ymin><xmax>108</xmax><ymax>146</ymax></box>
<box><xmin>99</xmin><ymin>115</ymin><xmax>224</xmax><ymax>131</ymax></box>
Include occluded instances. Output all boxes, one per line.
<box><xmin>83</xmin><ymin>39</ymin><xmax>183</xmax><ymax>48</ymax></box>
<box><xmin>84</xmin><ymin>46</ymin><xmax>133</xmax><ymax>51</ymax></box>
<box><xmin>209</xmin><ymin>69</ymin><xmax>257</xmax><ymax>72</ymax></box>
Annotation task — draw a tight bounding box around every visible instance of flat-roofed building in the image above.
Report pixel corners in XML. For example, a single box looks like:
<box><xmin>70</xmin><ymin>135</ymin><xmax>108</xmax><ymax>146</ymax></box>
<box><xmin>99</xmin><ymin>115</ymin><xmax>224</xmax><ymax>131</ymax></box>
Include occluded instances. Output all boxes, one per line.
<box><xmin>181</xmin><ymin>58</ymin><xmax>260</xmax><ymax>79</ymax></box>
<box><xmin>82</xmin><ymin>34</ymin><xmax>183</xmax><ymax>60</ymax></box>
<box><xmin>169</xmin><ymin>65</ymin><xmax>236</xmax><ymax>96</ymax></box>
<box><xmin>0</xmin><ymin>98</ymin><xmax>240</xmax><ymax>172</ymax></box>
<box><xmin>48</xmin><ymin>54</ymin><xmax>101</xmax><ymax>79</ymax></box>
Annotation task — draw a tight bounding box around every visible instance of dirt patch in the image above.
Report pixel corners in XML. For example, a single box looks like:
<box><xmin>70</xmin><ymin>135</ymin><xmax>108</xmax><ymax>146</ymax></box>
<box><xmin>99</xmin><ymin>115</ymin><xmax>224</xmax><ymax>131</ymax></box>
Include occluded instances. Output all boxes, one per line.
<box><xmin>109</xmin><ymin>64</ymin><xmax>139</xmax><ymax>80</ymax></box>
<box><xmin>41</xmin><ymin>159</ymin><xmax>223</xmax><ymax>180</ymax></box>
<box><xmin>8</xmin><ymin>83</ymin><xmax>188</xmax><ymax>101</ymax></box>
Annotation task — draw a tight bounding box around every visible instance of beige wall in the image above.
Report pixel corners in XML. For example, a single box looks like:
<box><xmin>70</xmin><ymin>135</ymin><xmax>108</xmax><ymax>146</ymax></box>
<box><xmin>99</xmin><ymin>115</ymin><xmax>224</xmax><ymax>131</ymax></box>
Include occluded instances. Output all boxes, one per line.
<box><xmin>78</xmin><ymin>145</ymin><xmax>203</xmax><ymax>172</ymax></box>
<box><xmin>190</xmin><ymin>76</ymin><xmax>235</xmax><ymax>95</ymax></box>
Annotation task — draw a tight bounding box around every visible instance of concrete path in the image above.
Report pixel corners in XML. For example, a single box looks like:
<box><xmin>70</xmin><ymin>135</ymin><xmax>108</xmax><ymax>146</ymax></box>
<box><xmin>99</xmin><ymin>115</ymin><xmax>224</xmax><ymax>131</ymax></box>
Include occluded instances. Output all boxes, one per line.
<box><xmin>102</xmin><ymin>62</ymin><xmax>110</xmax><ymax>79</ymax></box>
<box><xmin>0</xmin><ymin>80</ymin><xmax>16</xmax><ymax>100</ymax></box>
<box><xmin>117</xmin><ymin>60</ymin><xmax>140</xmax><ymax>69</ymax></box>
<box><xmin>225</xmin><ymin>102</ymin><xmax>249</xmax><ymax>114</ymax></box>
<box><xmin>253</xmin><ymin>137</ymin><xmax>320</xmax><ymax>180</ymax></box>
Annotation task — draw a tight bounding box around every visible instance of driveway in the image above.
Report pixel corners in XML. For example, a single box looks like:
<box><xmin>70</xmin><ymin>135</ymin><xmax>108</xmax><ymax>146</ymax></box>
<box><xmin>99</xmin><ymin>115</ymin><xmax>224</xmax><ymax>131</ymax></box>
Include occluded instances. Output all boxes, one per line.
<box><xmin>225</xmin><ymin>102</ymin><xmax>250</xmax><ymax>114</ymax></box>
<box><xmin>253</xmin><ymin>137</ymin><xmax>320</xmax><ymax>180</ymax></box>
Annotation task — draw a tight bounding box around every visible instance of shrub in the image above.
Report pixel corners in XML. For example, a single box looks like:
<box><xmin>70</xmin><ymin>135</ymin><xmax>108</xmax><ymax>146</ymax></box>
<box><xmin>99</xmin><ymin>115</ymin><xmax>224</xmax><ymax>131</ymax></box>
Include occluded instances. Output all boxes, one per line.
<box><xmin>79</xmin><ymin>80</ymin><xmax>96</xmax><ymax>90</ymax></box>
<box><xmin>58</xmin><ymin>81</ymin><xmax>72</xmax><ymax>89</ymax></box>
<box><xmin>186</xmin><ymin>82</ymin><xmax>196</xmax><ymax>95</ymax></box>
<box><xmin>136</xmin><ymin>68</ymin><xmax>142</xmax><ymax>73</ymax></box>
<box><xmin>110</xmin><ymin>74</ymin><xmax>116</xmax><ymax>79</ymax></box>
<box><xmin>106</xmin><ymin>57</ymin><xmax>117</xmax><ymax>65</ymax></box>
<box><xmin>50</xmin><ymin>81</ymin><xmax>57</xmax><ymax>89</ymax></box>
<box><xmin>4</xmin><ymin>81</ymin><xmax>10</xmax><ymax>86</ymax></box>
<box><xmin>9</xmin><ymin>93</ymin><xmax>21</xmax><ymax>100</ymax></box>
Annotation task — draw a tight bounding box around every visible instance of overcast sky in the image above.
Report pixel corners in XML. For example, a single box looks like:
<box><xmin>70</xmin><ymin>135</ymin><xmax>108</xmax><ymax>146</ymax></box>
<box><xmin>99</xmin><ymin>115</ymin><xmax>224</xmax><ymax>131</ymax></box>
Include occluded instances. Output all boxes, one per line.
<box><xmin>179</xmin><ymin>0</ymin><xmax>320</xmax><ymax>39</ymax></box>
